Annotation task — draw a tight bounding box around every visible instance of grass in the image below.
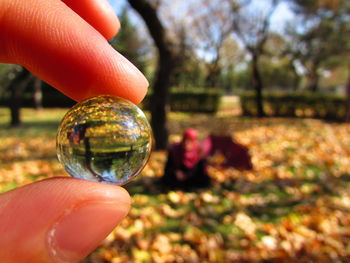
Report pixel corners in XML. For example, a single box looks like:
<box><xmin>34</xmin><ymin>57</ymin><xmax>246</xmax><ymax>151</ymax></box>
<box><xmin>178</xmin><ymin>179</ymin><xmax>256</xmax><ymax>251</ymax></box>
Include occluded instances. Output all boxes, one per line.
<box><xmin>0</xmin><ymin>108</ymin><xmax>66</xmax><ymax>137</ymax></box>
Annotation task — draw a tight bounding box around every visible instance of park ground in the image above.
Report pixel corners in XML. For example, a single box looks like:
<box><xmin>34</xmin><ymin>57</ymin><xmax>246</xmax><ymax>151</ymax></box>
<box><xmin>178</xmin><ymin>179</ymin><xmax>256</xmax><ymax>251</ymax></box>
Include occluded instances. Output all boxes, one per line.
<box><xmin>1</xmin><ymin>98</ymin><xmax>350</xmax><ymax>262</ymax></box>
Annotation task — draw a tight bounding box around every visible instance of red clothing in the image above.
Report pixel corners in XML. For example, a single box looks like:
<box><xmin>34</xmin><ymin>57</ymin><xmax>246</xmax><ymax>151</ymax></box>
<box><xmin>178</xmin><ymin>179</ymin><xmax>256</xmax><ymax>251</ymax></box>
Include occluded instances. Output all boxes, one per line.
<box><xmin>162</xmin><ymin>129</ymin><xmax>210</xmax><ymax>188</ymax></box>
<box><xmin>202</xmin><ymin>135</ymin><xmax>253</xmax><ymax>170</ymax></box>
<box><xmin>171</xmin><ymin>129</ymin><xmax>201</xmax><ymax>169</ymax></box>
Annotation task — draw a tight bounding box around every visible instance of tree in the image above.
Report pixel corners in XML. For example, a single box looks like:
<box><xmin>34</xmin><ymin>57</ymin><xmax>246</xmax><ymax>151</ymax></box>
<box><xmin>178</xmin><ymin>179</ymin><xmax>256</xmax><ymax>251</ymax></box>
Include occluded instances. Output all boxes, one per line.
<box><xmin>188</xmin><ymin>0</ymin><xmax>232</xmax><ymax>89</ymax></box>
<box><xmin>0</xmin><ymin>64</ymin><xmax>14</xmax><ymax>96</ymax></box>
<box><xmin>263</xmin><ymin>32</ymin><xmax>301</xmax><ymax>90</ymax></box>
<box><xmin>109</xmin><ymin>7</ymin><xmax>149</xmax><ymax>73</ymax></box>
<box><xmin>1</xmin><ymin>64</ymin><xmax>42</xmax><ymax>124</ymax></box>
<box><xmin>228</xmin><ymin>0</ymin><xmax>279</xmax><ymax>117</ymax></box>
<box><xmin>286</xmin><ymin>0</ymin><xmax>350</xmax><ymax>91</ymax></box>
<box><xmin>168</xmin><ymin>24</ymin><xmax>204</xmax><ymax>89</ymax></box>
<box><xmin>33</xmin><ymin>77</ymin><xmax>43</xmax><ymax>110</ymax></box>
<box><xmin>127</xmin><ymin>0</ymin><xmax>178</xmax><ymax>150</ymax></box>
<box><xmin>346</xmin><ymin>63</ymin><xmax>350</xmax><ymax>121</ymax></box>
<box><xmin>7</xmin><ymin>67</ymin><xmax>33</xmax><ymax>126</ymax></box>
<box><xmin>220</xmin><ymin>36</ymin><xmax>248</xmax><ymax>93</ymax></box>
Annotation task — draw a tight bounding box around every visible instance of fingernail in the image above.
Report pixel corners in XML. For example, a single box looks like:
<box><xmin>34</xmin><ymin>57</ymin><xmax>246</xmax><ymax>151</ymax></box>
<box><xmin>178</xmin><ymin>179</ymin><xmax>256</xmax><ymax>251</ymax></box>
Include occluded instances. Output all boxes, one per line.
<box><xmin>47</xmin><ymin>201</ymin><xmax>129</xmax><ymax>263</ymax></box>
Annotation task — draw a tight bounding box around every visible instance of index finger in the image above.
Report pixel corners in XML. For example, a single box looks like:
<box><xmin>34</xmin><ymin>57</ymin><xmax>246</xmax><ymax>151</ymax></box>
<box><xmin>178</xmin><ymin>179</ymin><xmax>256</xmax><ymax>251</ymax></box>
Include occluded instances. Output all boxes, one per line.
<box><xmin>0</xmin><ymin>0</ymin><xmax>148</xmax><ymax>104</ymax></box>
<box><xmin>61</xmin><ymin>0</ymin><xmax>120</xmax><ymax>40</ymax></box>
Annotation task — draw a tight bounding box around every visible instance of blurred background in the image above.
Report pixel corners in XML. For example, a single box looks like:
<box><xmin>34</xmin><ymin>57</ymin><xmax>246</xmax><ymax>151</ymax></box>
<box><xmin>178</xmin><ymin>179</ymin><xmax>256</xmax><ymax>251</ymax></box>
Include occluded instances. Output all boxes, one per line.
<box><xmin>1</xmin><ymin>0</ymin><xmax>350</xmax><ymax>262</ymax></box>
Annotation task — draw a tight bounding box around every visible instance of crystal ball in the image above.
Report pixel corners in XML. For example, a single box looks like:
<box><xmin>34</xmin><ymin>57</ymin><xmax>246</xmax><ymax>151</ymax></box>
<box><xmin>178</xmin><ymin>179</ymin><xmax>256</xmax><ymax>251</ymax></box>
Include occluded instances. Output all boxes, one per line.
<box><xmin>56</xmin><ymin>95</ymin><xmax>152</xmax><ymax>185</ymax></box>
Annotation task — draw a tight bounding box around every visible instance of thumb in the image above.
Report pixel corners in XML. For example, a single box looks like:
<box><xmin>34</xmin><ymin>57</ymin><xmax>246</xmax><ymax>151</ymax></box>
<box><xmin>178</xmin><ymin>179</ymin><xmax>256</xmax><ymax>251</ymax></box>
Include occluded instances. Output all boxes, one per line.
<box><xmin>0</xmin><ymin>178</ymin><xmax>130</xmax><ymax>263</ymax></box>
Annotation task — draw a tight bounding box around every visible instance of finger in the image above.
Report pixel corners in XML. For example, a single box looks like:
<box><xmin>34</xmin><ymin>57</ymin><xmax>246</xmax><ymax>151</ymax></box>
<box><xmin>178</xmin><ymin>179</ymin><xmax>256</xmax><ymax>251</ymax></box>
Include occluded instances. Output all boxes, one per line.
<box><xmin>61</xmin><ymin>0</ymin><xmax>120</xmax><ymax>40</ymax></box>
<box><xmin>0</xmin><ymin>177</ymin><xmax>131</xmax><ymax>263</ymax></box>
<box><xmin>0</xmin><ymin>0</ymin><xmax>148</xmax><ymax>104</ymax></box>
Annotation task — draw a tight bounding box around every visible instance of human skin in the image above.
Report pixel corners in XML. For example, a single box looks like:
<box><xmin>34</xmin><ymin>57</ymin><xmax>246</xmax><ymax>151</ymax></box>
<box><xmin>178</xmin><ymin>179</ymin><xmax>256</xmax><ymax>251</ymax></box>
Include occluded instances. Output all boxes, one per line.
<box><xmin>0</xmin><ymin>0</ymin><xmax>148</xmax><ymax>104</ymax></box>
<box><xmin>0</xmin><ymin>0</ymin><xmax>148</xmax><ymax>262</ymax></box>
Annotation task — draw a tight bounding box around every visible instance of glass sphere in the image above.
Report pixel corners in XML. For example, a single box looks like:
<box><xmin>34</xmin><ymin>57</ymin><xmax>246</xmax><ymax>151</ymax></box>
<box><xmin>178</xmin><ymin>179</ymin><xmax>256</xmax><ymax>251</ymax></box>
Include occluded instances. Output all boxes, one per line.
<box><xmin>56</xmin><ymin>95</ymin><xmax>152</xmax><ymax>185</ymax></box>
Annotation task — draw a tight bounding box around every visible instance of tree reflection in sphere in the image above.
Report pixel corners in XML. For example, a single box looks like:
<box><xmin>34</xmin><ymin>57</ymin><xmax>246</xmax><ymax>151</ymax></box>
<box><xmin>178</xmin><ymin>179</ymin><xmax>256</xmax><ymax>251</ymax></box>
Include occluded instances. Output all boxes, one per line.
<box><xmin>56</xmin><ymin>95</ymin><xmax>152</xmax><ymax>185</ymax></box>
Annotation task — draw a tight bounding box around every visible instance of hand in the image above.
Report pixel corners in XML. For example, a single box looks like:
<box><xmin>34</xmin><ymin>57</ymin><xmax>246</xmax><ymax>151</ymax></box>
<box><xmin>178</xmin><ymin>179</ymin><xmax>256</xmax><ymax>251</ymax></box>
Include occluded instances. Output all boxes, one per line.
<box><xmin>0</xmin><ymin>0</ymin><xmax>148</xmax><ymax>104</ymax></box>
<box><xmin>0</xmin><ymin>0</ymin><xmax>148</xmax><ymax>262</ymax></box>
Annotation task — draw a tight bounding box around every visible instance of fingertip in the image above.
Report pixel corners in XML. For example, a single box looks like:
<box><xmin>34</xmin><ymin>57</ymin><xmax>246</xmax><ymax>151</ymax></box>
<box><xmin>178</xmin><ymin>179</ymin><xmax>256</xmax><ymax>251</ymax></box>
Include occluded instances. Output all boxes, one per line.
<box><xmin>62</xmin><ymin>0</ymin><xmax>120</xmax><ymax>40</ymax></box>
<box><xmin>34</xmin><ymin>177</ymin><xmax>131</xmax><ymax>207</ymax></box>
<box><xmin>47</xmin><ymin>181</ymin><xmax>130</xmax><ymax>263</ymax></box>
<box><xmin>0</xmin><ymin>0</ymin><xmax>148</xmax><ymax>106</ymax></box>
<box><xmin>0</xmin><ymin>178</ymin><xmax>131</xmax><ymax>263</ymax></box>
<box><xmin>79</xmin><ymin>50</ymin><xmax>149</xmax><ymax>104</ymax></box>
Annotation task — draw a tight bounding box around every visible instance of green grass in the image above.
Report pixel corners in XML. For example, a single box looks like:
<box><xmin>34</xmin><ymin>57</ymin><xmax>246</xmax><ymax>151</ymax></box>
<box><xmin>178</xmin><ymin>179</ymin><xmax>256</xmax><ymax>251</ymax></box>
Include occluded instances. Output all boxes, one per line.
<box><xmin>0</xmin><ymin>108</ymin><xmax>66</xmax><ymax>137</ymax></box>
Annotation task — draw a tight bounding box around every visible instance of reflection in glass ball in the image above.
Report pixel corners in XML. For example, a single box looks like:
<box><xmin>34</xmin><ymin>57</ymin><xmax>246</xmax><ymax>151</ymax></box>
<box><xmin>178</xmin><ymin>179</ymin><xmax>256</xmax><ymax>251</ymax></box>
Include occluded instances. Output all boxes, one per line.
<box><xmin>56</xmin><ymin>95</ymin><xmax>152</xmax><ymax>185</ymax></box>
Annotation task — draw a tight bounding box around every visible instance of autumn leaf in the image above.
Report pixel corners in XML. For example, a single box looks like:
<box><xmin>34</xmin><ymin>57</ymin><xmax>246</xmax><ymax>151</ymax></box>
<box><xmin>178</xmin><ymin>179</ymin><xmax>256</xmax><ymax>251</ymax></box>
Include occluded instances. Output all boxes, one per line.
<box><xmin>2</xmin><ymin>109</ymin><xmax>350</xmax><ymax>262</ymax></box>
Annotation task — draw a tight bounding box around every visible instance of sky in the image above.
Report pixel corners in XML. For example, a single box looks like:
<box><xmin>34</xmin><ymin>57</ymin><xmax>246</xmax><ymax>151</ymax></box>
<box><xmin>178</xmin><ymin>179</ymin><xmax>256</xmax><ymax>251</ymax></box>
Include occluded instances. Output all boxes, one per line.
<box><xmin>107</xmin><ymin>0</ymin><xmax>295</xmax><ymax>63</ymax></box>
<box><xmin>108</xmin><ymin>0</ymin><xmax>295</xmax><ymax>32</ymax></box>
<box><xmin>271</xmin><ymin>2</ymin><xmax>295</xmax><ymax>32</ymax></box>
<box><xmin>108</xmin><ymin>0</ymin><xmax>126</xmax><ymax>15</ymax></box>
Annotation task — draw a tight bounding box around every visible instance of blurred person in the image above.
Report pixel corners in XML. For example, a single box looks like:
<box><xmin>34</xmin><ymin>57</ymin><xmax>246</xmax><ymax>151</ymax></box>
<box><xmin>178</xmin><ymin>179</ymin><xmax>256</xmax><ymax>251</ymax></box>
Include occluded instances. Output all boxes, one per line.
<box><xmin>162</xmin><ymin>129</ymin><xmax>253</xmax><ymax>189</ymax></box>
<box><xmin>202</xmin><ymin>134</ymin><xmax>253</xmax><ymax>170</ymax></box>
<box><xmin>162</xmin><ymin>129</ymin><xmax>211</xmax><ymax>189</ymax></box>
<box><xmin>0</xmin><ymin>0</ymin><xmax>148</xmax><ymax>262</ymax></box>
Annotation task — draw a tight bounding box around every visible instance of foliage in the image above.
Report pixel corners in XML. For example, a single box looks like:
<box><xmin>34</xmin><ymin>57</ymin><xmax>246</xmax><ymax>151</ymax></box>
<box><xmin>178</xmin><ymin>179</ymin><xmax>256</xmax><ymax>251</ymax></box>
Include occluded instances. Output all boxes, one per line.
<box><xmin>142</xmin><ymin>89</ymin><xmax>222</xmax><ymax>113</ymax></box>
<box><xmin>109</xmin><ymin>7</ymin><xmax>149</xmax><ymax>73</ymax></box>
<box><xmin>185</xmin><ymin>0</ymin><xmax>232</xmax><ymax>88</ymax></box>
<box><xmin>0</xmin><ymin>87</ymin><xmax>222</xmax><ymax>113</ymax></box>
<box><xmin>168</xmin><ymin>26</ymin><xmax>207</xmax><ymax>89</ymax></box>
<box><xmin>285</xmin><ymin>0</ymin><xmax>350</xmax><ymax>91</ymax></box>
<box><xmin>0</xmin><ymin>83</ymin><xmax>75</xmax><ymax>108</ymax></box>
<box><xmin>0</xmin><ymin>64</ymin><xmax>15</xmax><ymax>93</ymax></box>
<box><xmin>169</xmin><ymin>90</ymin><xmax>221</xmax><ymax>113</ymax></box>
<box><xmin>128</xmin><ymin>0</ymin><xmax>179</xmax><ymax>150</ymax></box>
<box><xmin>1</xmin><ymin>106</ymin><xmax>350</xmax><ymax>262</ymax></box>
<box><xmin>228</xmin><ymin>0</ymin><xmax>280</xmax><ymax>117</ymax></box>
<box><xmin>240</xmin><ymin>91</ymin><xmax>347</xmax><ymax>120</ymax></box>
<box><xmin>259</xmin><ymin>57</ymin><xmax>299</xmax><ymax>90</ymax></box>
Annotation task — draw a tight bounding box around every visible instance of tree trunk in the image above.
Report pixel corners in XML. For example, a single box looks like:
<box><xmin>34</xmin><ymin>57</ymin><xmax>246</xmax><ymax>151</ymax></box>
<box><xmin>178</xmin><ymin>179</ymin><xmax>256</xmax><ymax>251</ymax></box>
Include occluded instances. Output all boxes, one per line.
<box><xmin>251</xmin><ymin>53</ymin><xmax>265</xmax><ymax>117</ymax></box>
<box><xmin>128</xmin><ymin>0</ymin><xmax>177</xmax><ymax>150</ymax></box>
<box><xmin>345</xmin><ymin>63</ymin><xmax>350</xmax><ymax>122</ymax></box>
<box><xmin>33</xmin><ymin>77</ymin><xmax>43</xmax><ymax>110</ymax></box>
<box><xmin>205</xmin><ymin>59</ymin><xmax>221</xmax><ymax>89</ymax></box>
<box><xmin>151</xmin><ymin>54</ymin><xmax>175</xmax><ymax>149</ymax></box>
<box><xmin>306</xmin><ymin>65</ymin><xmax>319</xmax><ymax>92</ymax></box>
<box><xmin>206</xmin><ymin>68</ymin><xmax>221</xmax><ymax>89</ymax></box>
<box><xmin>289</xmin><ymin>60</ymin><xmax>301</xmax><ymax>91</ymax></box>
<box><xmin>9</xmin><ymin>67</ymin><xmax>32</xmax><ymax>126</ymax></box>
